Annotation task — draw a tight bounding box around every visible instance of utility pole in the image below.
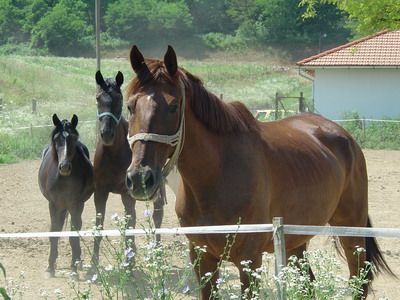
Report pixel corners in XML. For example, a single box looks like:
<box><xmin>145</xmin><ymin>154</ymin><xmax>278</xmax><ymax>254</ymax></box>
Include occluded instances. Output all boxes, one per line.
<box><xmin>95</xmin><ymin>0</ymin><xmax>101</xmax><ymax>71</ymax></box>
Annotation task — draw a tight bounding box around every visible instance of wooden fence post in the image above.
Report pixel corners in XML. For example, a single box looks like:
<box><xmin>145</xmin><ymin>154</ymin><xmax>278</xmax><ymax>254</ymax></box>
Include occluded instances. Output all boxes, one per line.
<box><xmin>299</xmin><ymin>92</ymin><xmax>305</xmax><ymax>113</ymax></box>
<box><xmin>273</xmin><ymin>217</ymin><xmax>286</xmax><ymax>300</ymax></box>
<box><xmin>275</xmin><ymin>92</ymin><xmax>279</xmax><ymax>120</ymax></box>
<box><xmin>32</xmin><ymin>99</ymin><xmax>37</xmax><ymax>114</ymax></box>
<box><xmin>362</xmin><ymin>117</ymin><xmax>366</xmax><ymax>142</ymax></box>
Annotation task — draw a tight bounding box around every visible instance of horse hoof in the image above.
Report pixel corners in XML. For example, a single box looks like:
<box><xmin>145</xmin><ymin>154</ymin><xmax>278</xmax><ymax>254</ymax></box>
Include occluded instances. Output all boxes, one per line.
<box><xmin>70</xmin><ymin>271</ymin><xmax>79</xmax><ymax>280</ymax></box>
<box><xmin>73</xmin><ymin>260</ymin><xmax>83</xmax><ymax>271</ymax></box>
<box><xmin>44</xmin><ymin>269</ymin><xmax>55</xmax><ymax>278</ymax></box>
<box><xmin>85</xmin><ymin>267</ymin><xmax>98</xmax><ymax>281</ymax></box>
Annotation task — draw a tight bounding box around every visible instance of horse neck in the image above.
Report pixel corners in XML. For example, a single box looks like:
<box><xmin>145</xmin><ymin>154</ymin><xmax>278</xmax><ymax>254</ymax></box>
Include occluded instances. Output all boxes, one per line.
<box><xmin>177</xmin><ymin>105</ymin><xmax>222</xmax><ymax>184</ymax></box>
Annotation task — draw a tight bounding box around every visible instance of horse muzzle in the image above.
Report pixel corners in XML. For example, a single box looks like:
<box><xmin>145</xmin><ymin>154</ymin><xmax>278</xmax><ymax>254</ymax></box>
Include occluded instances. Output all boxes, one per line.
<box><xmin>126</xmin><ymin>166</ymin><xmax>159</xmax><ymax>201</ymax></box>
<box><xmin>58</xmin><ymin>161</ymin><xmax>72</xmax><ymax>176</ymax></box>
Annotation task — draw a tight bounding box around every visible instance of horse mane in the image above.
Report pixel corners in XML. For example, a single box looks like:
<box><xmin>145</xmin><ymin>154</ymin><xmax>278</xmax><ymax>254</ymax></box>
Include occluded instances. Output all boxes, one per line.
<box><xmin>126</xmin><ymin>59</ymin><xmax>260</xmax><ymax>135</ymax></box>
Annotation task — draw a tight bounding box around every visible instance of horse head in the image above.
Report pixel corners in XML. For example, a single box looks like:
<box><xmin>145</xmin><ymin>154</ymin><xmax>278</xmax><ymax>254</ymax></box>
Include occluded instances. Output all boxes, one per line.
<box><xmin>95</xmin><ymin>70</ymin><xmax>124</xmax><ymax>146</ymax></box>
<box><xmin>51</xmin><ymin>114</ymin><xmax>79</xmax><ymax>176</ymax></box>
<box><xmin>125</xmin><ymin>45</ymin><xmax>185</xmax><ymax>201</ymax></box>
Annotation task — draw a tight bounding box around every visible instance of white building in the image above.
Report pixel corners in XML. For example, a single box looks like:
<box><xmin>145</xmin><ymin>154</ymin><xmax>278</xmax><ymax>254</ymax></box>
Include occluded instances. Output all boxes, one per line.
<box><xmin>297</xmin><ymin>30</ymin><xmax>400</xmax><ymax>120</ymax></box>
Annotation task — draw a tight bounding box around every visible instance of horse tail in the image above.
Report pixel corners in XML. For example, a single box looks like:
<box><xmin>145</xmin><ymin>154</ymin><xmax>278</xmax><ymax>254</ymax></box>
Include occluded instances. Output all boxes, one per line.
<box><xmin>366</xmin><ymin>216</ymin><xmax>396</xmax><ymax>280</ymax></box>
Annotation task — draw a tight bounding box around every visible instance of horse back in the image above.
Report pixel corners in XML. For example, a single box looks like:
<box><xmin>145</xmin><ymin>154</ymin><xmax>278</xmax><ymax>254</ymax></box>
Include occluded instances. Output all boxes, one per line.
<box><xmin>258</xmin><ymin>113</ymin><xmax>367</xmax><ymax>225</ymax></box>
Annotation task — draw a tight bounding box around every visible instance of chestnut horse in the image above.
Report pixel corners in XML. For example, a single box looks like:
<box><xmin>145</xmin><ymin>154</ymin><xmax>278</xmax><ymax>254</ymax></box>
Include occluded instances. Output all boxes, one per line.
<box><xmin>38</xmin><ymin>114</ymin><xmax>93</xmax><ymax>277</ymax></box>
<box><xmin>90</xmin><ymin>71</ymin><xmax>165</xmax><ymax>274</ymax></box>
<box><xmin>124</xmin><ymin>46</ymin><xmax>393</xmax><ymax>299</ymax></box>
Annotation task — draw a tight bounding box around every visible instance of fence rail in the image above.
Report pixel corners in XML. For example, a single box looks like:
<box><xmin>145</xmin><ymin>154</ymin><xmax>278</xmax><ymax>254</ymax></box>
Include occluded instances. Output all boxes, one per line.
<box><xmin>1</xmin><ymin>222</ymin><xmax>399</xmax><ymax>239</ymax></box>
<box><xmin>1</xmin><ymin>220</ymin><xmax>398</xmax><ymax>300</ymax></box>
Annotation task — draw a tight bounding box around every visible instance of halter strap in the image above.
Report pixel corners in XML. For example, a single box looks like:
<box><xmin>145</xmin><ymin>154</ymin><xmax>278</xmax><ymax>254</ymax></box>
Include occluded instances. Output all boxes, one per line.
<box><xmin>127</xmin><ymin>78</ymin><xmax>186</xmax><ymax>178</ymax></box>
<box><xmin>97</xmin><ymin>111</ymin><xmax>122</xmax><ymax>124</ymax></box>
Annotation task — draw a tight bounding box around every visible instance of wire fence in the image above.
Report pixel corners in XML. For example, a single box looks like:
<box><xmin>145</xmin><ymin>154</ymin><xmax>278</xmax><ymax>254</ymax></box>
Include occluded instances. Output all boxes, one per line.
<box><xmin>1</xmin><ymin>117</ymin><xmax>400</xmax><ymax>162</ymax></box>
<box><xmin>0</xmin><ymin>120</ymin><xmax>99</xmax><ymax>161</ymax></box>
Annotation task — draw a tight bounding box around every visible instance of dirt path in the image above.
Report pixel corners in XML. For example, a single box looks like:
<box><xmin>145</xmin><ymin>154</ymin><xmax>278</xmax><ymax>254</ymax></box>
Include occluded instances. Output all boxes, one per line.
<box><xmin>0</xmin><ymin>149</ymin><xmax>399</xmax><ymax>299</ymax></box>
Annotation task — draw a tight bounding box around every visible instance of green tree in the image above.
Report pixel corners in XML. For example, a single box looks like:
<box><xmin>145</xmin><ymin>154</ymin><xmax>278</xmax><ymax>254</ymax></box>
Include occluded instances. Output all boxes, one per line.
<box><xmin>105</xmin><ymin>0</ymin><xmax>192</xmax><ymax>45</ymax></box>
<box><xmin>186</xmin><ymin>0</ymin><xmax>235</xmax><ymax>34</ymax></box>
<box><xmin>30</xmin><ymin>0</ymin><xmax>93</xmax><ymax>56</ymax></box>
<box><xmin>301</xmin><ymin>0</ymin><xmax>400</xmax><ymax>35</ymax></box>
<box><xmin>0</xmin><ymin>0</ymin><xmax>31</xmax><ymax>44</ymax></box>
<box><xmin>226</xmin><ymin>0</ymin><xmax>349</xmax><ymax>48</ymax></box>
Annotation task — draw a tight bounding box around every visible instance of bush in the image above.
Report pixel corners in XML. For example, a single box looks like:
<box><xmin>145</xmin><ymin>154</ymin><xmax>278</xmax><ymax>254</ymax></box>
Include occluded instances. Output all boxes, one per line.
<box><xmin>340</xmin><ymin>112</ymin><xmax>400</xmax><ymax>150</ymax></box>
<box><xmin>0</xmin><ymin>42</ymin><xmax>48</xmax><ymax>56</ymax></box>
<box><xmin>202</xmin><ymin>32</ymin><xmax>246</xmax><ymax>51</ymax></box>
<box><xmin>100</xmin><ymin>33</ymin><xmax>130</xmax><ymax>50</ymax></box>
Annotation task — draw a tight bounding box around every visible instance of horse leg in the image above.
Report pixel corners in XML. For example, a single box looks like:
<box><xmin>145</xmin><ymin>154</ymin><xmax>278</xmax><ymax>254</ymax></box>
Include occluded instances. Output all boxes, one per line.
<box><xmin>189</xmin><ymin>243</ymin><xmax>220</xmax><ymax>300</ymax></box>
<box><xmin>329</xmin><ymin>179</ymin><xmax>369</xmax><ymax>298</ymax></box>
<box><xmin>121</xmin><ymin>193</ymin><xmax>137</xmax><ymax>252</ymax></box>
<box><xmin>68</xmin><ymin>202</ymin><xmax>84</xmax><ymax>274</ymax></box>
<box><xmin>287</xmin><ymin>243</ymin><xmax>315</xmax><ymax>281</ymax></box>
<box><xmin>47</xmin><ymin>202</ymin><xmax>67</xmax><ymax>277</ymax></box>
<box><xmin>152</xmin><ymin>190</ymin><xmax>164</xmax><ymax>243</ymax></box>
<box><xmin>235</xmin><ymin>251</ymin><xmax>263</xmax><ymax>299</ymax></box>
<box><xmin>88</xmin><ymin>189</ymin><xmax>108</xmax><ymax>275</ymax></box>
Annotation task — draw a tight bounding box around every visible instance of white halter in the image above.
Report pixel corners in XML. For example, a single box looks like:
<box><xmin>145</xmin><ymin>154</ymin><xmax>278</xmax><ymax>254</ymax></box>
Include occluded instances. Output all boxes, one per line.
<box><xmin>127</xmin><ymin>79</ymin><xmax>186</xmax><ymax>178</ymax></box>
<box><xmin>97</xmin><ymin>111</ymin><xmax>122</xmax><ymax>124</ymax></box>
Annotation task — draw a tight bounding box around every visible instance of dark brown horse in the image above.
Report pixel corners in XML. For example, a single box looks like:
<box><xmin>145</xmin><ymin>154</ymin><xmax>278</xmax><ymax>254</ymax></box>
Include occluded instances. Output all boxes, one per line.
<box><xmin>124</xmin><ymin>46</ymin><xmax>393</xmax><ymax>299</ymax></box>
<box><xmin>38</xmin><ymin>114</ymin><xmax>93</xmax><ymax>277</ymax></box>
<box><xmin>90</xmin><ymin>70</ymin><xmax>165</xmax><ymax>273</ymax></box>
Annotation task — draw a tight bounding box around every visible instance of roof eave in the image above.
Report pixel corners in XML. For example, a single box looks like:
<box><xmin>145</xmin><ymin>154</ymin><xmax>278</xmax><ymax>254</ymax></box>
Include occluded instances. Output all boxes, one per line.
<box><xmin>298</xmin><ymin>65</ymin><xmax>400</xmax><ymax>70</ymax></box>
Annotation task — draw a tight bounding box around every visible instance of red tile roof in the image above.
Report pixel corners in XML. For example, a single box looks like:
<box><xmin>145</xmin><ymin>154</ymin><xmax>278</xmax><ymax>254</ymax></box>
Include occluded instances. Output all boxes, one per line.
<box><xmin>297</xmin><ymin>30</ymin><xmax>400</xmax><ymax>67</ymax></box>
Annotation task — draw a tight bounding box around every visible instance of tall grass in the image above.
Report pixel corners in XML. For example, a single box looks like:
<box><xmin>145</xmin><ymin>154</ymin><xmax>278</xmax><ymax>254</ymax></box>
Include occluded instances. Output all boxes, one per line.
<box><xmin>0</xmin><ymin>54</ymin><xmax>310</xmax><ymax>163</ymax></box>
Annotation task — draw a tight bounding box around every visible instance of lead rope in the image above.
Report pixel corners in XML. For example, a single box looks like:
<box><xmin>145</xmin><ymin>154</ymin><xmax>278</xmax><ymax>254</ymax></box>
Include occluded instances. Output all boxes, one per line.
<box><xmin>127</xmin><ymin>78</ymin><xmax>186</xmax><ymax>204</ymax></box>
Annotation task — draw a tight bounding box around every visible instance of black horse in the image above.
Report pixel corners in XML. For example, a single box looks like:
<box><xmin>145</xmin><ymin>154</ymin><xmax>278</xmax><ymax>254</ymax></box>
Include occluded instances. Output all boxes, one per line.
<box><xmin>38</xmin><ymin>114</ymin><xmax>93</xmax><ymax>276</ymax></box>
<box><xmin>89</xmin><ymin>71</ymin><xmax>165</xmax><ymax>274</ymax></box>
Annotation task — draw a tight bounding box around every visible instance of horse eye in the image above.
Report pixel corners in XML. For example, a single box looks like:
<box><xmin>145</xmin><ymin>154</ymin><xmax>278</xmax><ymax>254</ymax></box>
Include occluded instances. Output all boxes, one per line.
<box><xmin>169</xmin><ymin>104</ymin><xmax>178</xmax><ymax>114</ymax></box>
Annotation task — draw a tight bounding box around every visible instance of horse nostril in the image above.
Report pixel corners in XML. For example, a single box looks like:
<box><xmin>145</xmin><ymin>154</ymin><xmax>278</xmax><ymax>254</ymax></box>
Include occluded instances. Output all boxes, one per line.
<box><xmin>143</xmin><ymin>169</ymin><xmax>155</xmax><ymax>190</ymax></box>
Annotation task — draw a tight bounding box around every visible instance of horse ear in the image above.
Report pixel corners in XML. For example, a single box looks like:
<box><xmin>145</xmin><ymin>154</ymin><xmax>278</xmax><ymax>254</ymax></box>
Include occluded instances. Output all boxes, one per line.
<box><xmin>164</xmin><ymin>45</ymin><xmax>178</xmax><ymax>76</ymax></box>
<box><xmin>71</xmin><ymin>114</ymin><xmax>78</xmax><ymax>129</ymax></box>
<box><xmin>95</xmin><ymin>70</ymin><xmax>107</xmax><ymax>90</ymax></box>
<box><xmin>129</xmin><ymin>45</ymin><xmax>146</xmax><ymax>74</ymax></box>
<box><xmin>116</xmin><ymin>71</ymin><xmax>124</xmax><ymax>87</ymax></box>
<box><xmin>52</xmin><ymin>114</ymin><xmax>61</xmax><ymax>127</ymax></box>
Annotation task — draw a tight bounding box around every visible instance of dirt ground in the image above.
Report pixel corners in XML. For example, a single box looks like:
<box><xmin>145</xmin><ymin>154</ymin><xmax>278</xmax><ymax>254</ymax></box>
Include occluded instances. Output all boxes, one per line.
<box><xmin>0</xmin><ymin>149</ymin><xmax>399</xmax><ymax>299</ymax></box>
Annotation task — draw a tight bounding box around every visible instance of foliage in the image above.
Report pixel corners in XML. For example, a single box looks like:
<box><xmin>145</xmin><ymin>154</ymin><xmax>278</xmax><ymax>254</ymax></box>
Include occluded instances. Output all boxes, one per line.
<box><xmin>104</xmin><ymin>0</ymin><xmax>193</xmax><ymax>47</ymax></box>
<box><xmin>202</xmin><ymin>32</ymin><xmax>246</xmax><ymax>51</ymax></box>
<box><xmin>30</xmin><ymin>0</ymin><xmax>93</xmax><ymax>55</ymax></box>
<box><xmin>186</xmin><ymin>0</ymin><xmax>235</xmax><ymax>34</ymax></box>
<box><xmin>0</xmin><ymin>42</ymin><xmax>48</xmax><ymax>56</ymax></box>
<box><xmin>340</xmin><ymin>112</ymin><xmax>400</xmax><ymax>150</ymax></box>
<box><xmin>0</xmin><ymin>0</ymin><xmax>30</xmax><ymax>44</ymax></box>
<box><xmin>225</xmin><ymin>0</ymin><xmax>350</xmax><ymax>49</ymax></box>
<box><xmin>301</xmin><ymin>0</ymin><xmax>400</xmax><ymax>35</ymax></box>
<box><xmin>3</xmin><ymin>0</ymin><xmax>399</xmax><ymax>57</ymax></box>
<box><xmin>72</xmin><ymin>220</ymin><xmax>372</xmax><ymax>299</ymax></box>
<box><xmin>0</xmin><ymin>263</ymin><xmax>10</xmax><ymax>300</ymax></box>
<box><xmin>0</xmin><ymin>0</ymin><xmax>354</xmax><ymax>57</ymax></box>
